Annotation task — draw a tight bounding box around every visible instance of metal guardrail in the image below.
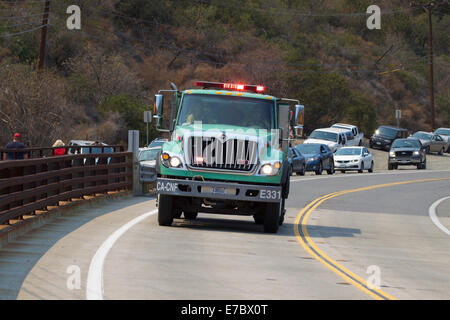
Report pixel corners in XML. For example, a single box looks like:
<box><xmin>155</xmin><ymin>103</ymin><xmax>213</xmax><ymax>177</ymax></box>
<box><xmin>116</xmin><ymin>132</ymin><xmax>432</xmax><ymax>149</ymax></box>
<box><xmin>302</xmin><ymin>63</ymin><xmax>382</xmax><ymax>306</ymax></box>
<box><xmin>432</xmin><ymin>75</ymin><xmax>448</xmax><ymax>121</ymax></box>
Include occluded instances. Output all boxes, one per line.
<box><xmin>139</xmin><ymin>164</ymin><xmax>157</xmax><ymax>183</ymax></box>
<box><xmin>0</xmin><ymin>151</ymin><xmax>133</xmax><ymax>225</ymax></box>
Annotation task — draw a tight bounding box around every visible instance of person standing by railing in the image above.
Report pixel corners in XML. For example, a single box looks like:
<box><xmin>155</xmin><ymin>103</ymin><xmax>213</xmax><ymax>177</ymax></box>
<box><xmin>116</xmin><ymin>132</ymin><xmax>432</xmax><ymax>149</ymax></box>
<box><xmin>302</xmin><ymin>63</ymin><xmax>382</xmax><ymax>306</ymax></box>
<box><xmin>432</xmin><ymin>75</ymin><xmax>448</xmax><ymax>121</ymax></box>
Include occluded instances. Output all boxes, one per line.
<box><xmin>3</xmin><ymin>133</ymin><xmax>29</xmax><ymax>160</ymax></box>
<box><xmin>52</xmin><ymin>140</ymin><xmax>66</xmax><ymax>156</ymax></box>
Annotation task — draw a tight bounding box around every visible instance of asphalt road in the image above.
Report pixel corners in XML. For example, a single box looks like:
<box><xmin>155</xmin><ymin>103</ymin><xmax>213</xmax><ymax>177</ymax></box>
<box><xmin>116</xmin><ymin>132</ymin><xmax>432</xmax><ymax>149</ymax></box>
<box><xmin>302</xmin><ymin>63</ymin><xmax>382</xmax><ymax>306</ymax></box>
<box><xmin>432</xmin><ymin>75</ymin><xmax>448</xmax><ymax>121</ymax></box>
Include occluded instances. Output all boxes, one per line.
<box><xmin>1</xmin><ymin>169</ymin><xmax>450</xmax><ymax>300</ymax></box>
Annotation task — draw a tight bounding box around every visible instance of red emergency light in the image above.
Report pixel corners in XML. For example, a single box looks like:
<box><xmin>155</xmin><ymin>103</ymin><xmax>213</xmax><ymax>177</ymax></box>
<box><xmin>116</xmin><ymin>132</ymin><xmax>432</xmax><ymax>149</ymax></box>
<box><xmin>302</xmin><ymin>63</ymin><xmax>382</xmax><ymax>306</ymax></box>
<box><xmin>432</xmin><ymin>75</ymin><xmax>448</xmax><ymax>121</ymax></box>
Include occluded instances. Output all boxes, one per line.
<box><xmin>195</xmin><ymin>81</ymin><xmax>266</xmax><ymax>93</ymax></box>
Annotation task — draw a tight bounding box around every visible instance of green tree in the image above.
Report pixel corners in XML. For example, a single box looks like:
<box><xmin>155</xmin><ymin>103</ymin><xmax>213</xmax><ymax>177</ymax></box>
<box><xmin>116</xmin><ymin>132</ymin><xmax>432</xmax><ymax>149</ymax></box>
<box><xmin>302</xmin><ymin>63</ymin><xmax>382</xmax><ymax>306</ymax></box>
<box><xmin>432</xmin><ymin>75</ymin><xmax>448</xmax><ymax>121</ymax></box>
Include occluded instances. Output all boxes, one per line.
<box><xmin>101</xmin><ymin>94</ymin><xmax>157</xmax><ymax>146</ymax></box>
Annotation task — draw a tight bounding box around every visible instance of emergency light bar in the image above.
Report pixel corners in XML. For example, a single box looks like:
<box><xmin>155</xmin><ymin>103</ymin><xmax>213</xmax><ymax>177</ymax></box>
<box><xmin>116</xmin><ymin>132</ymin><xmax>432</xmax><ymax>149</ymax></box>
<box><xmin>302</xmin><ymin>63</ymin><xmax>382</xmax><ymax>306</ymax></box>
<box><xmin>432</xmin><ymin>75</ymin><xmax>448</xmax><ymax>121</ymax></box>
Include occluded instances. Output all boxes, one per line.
<box><xmin>195</xmin><ymin>81</ymin><xmax>266</xmax><ymax>93</ymax></box>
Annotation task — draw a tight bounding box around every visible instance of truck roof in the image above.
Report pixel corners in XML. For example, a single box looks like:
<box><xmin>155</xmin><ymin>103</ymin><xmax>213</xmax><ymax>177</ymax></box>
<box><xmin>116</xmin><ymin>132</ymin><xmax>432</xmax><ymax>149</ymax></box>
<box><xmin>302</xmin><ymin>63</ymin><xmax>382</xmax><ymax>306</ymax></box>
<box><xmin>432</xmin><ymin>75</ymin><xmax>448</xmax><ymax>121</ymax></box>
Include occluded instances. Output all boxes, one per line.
<box><xmin>332</xmin><ymin>123</ymin><xmax>358</xmax><ymax>130</ymax></box>
<box><xmin>184</xmin><ymin>88</ymin><xmax>277</xmax><ymax>101</ymax></box>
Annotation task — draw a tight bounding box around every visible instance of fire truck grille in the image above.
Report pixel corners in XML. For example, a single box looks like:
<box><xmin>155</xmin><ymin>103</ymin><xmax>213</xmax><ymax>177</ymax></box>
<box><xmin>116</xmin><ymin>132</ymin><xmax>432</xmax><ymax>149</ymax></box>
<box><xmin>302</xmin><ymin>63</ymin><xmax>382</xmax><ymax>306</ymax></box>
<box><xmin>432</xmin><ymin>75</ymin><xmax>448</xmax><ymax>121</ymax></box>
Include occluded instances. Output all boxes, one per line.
<box><xmin>187</xmin><ymin>136</ymin><xmax>258</xmax><ymax>172</ymax></box>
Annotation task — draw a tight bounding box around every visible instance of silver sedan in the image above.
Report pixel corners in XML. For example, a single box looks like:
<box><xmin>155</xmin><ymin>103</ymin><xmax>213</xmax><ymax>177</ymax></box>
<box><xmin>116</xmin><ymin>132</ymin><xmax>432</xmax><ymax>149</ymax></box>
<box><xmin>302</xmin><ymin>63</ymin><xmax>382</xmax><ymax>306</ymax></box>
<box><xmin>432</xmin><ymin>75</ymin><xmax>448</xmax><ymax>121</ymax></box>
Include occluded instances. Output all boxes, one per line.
<box><xmin>410</xmin><ymin>131</ymin><xmax>448</xmax><ymax>155</ymax></box>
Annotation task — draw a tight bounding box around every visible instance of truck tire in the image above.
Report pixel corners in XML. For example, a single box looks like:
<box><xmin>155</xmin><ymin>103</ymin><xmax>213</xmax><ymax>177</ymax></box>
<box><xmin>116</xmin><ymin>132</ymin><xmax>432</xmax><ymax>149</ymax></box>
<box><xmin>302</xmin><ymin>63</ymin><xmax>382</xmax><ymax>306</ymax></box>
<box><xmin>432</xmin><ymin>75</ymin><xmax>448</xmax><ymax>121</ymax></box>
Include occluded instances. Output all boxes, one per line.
<box><xmin>158</xmin><ymin>194</ymin><xmax>174</xmax><ymax>226</ymax></box>
<box><xmin>264</xmin><ymin>202</ymin><xmax>281</xmax><ymax>233</ymax></box>
<box><xmin>184</xmin><ymin>211</ymin><xmax>198</xmax><ymax>220</ymax></box>
<box><xmin>253</xmin><ymin>214</ymin><xmax>264</xmax><ymax>224</ymax></box>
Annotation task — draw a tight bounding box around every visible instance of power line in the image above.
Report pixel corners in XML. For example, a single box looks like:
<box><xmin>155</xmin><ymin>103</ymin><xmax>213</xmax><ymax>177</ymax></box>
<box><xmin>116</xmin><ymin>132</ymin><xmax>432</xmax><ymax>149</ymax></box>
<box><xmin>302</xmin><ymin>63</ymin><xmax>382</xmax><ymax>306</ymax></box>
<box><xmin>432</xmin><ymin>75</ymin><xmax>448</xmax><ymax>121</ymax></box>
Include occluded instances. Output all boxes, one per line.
<box><xmin>0</xmin><ymin>11</ymin><xmax>51</xmax><ymax>20</ymax></box>
<box><xmin>0</xmin><ymin>23</ymin><xmax>49</xmax><ymax>38</ymax></box>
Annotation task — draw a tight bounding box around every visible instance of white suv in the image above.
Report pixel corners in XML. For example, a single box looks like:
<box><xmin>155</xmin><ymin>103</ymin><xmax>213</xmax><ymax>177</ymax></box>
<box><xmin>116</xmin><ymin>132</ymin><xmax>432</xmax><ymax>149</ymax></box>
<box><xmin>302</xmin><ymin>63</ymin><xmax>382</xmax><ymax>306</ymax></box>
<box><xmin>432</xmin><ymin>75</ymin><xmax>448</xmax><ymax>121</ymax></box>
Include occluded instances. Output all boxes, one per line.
<box><xmin>331</xmin><ymin>123</ymin><xmax>364</xmax><ymax>146</ymax></box>
<box><xmin>304</xmin><ymin>128</ymin><xmax>348</xmax><ymax>152</ymax></box>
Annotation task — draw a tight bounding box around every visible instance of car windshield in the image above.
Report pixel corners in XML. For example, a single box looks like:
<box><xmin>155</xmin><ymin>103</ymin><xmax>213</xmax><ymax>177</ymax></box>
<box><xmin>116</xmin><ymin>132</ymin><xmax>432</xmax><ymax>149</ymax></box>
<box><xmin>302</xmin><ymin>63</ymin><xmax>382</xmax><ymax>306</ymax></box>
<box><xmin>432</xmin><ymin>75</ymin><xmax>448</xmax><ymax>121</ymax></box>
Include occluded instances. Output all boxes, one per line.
<box><xmin>413</xmin><ymin>132</ymin><xmax>432</xmax><ymax>140</ymax></box>
<box><xmin>177</xmin><ymin>94</ymin><xmax>274</xmax><ymax>129</ymax></box>
<box><xmin>435</xmin><ymin>129</ymin><xmax>450</xmax><ymax>136</ymax></box>
<box><xmin>149</xmin><ymin>140</ymin><xmax>165</xmax><ymax>148</ymax></box>
<box><xmin>295</xmin><ymin>144</ymin><xmax>321</xmax><ymax>154</ymax></box>
<box><xmin>309</xmin><ymin>130</ymin><xmax>338</xmax><ymax>142</ymax></box>
<box><xmin>392</xmin><ymin>139</ymin><xmax>420</xmax><ymax>148</ymax></box>
<box><xmin>377</xmin><ymin>126</ymin><xmax>397</xmax><ymax>137</ymax></box>
<box><xmin>139</xmin><ymin>149</ymin><xmax>160</xmax><ymax>161</ymax></box>
<box><xmin>335</xmin><ymin>148</ymin><xmax>362</xmax><ymax>156</ymax></box>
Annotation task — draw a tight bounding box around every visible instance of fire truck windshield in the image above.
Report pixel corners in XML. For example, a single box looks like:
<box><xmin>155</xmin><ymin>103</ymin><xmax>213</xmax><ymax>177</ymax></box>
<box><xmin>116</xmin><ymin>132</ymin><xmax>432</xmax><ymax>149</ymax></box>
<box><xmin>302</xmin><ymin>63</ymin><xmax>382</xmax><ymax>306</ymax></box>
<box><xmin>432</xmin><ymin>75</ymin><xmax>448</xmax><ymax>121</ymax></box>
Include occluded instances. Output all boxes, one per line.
<box><xmin>177</xmin><ymin>94</ymin><xmax>275</xmax><ymax>129</ymax></box>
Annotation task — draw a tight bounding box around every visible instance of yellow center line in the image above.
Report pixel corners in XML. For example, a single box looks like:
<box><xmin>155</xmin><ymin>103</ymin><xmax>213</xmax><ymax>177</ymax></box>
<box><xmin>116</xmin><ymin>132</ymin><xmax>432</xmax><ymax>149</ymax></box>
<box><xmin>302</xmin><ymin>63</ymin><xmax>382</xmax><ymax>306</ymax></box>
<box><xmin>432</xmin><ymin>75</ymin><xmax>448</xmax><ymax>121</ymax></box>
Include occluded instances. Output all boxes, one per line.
<box><xmin>294</xmin><ymin>177</ymin><xmax>450</xmax><ymax>300</ymax></box>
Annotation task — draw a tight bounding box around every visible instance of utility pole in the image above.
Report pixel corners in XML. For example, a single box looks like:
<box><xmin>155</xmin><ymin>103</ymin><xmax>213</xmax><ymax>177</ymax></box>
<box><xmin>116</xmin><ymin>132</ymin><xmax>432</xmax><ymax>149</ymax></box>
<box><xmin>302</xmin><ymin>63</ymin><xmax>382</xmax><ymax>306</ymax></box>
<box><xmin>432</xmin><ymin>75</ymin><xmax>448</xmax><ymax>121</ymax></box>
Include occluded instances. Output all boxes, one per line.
<box><xmin>409</xmin><ymin>1</ymin><xmax>448</xmax><ymax>130</ymax></box>
<box><xmin>37</xmin><ymin>0</ymin><xmax>51</xmax><ymax>71</ymax></box>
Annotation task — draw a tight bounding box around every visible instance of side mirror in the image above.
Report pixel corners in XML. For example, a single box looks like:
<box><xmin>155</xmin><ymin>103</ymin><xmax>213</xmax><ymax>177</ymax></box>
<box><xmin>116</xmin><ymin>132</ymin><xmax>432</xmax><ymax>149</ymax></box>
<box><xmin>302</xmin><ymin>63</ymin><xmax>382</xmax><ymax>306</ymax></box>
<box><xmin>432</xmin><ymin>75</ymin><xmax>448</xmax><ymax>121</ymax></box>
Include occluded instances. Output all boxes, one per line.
<box><xmin>153</xmin><ymin>94</ymin><xmax>164</xmax><ymax>123</ymax></box>
<box><xmin>294</xmin><ymin>104</ymin><xmax>304</xmax><ymax>138</ymax></box>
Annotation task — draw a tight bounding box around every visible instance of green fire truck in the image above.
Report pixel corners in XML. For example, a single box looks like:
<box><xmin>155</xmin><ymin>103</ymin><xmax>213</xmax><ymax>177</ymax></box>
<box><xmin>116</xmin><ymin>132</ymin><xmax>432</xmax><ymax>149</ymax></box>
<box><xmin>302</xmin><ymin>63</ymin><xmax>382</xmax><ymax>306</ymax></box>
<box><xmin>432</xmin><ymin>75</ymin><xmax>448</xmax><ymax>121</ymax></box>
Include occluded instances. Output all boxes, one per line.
<box><xmin>153</xmin><ymin>81</ymin><xmax>304</xmax><ymax>233</ymax></box>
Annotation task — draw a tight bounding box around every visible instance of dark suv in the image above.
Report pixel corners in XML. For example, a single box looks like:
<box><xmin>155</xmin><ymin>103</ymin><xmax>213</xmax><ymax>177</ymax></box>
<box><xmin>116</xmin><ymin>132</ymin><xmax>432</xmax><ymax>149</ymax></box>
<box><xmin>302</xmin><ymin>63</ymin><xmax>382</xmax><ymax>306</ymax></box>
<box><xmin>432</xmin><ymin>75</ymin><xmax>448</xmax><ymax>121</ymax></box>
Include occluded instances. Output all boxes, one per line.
<box><xmin>388</xmin><ymin>138</ymin><xmax>426</xmax><ymax>170</ymax></box>
<box><xmin>370</xmin><ymin>126</ymin><xmax>408</xmax><ymax>151</ymax></box>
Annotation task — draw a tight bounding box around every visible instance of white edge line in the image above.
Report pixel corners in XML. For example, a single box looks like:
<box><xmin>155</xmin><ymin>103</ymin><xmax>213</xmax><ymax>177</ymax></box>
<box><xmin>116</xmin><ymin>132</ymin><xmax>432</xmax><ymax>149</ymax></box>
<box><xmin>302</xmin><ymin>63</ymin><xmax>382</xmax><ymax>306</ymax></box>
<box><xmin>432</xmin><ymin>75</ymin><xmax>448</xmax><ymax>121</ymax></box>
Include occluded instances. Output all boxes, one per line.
<box><xmin>86</xmin><ymin>208</ymin><xmax>158</xmax><ymax>300</ymax></box>
<box><xmin>291</xmin><ymin>169</ymin><xmax>450</xmax><ymax>183</ymax></box>
<box><xmin>429</xmin><ymin>196</ymin><xmax>450</xmax><ymax>236</ymax></box>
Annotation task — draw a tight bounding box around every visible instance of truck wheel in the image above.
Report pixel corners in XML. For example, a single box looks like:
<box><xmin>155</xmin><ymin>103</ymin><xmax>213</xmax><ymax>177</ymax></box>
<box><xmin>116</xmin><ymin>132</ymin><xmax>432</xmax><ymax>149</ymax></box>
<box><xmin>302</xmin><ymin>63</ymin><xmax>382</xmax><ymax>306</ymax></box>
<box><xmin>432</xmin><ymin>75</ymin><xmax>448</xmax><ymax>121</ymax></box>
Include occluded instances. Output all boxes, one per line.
<box><xmin>158</xmin><ymin>194</ymin><xmax>174</xmax><ymax>226</ymax></box>
<box><xmin>388</xmin><ymin>163</ymin><xmax>394</xmax><ymax>170</ymax></box>
<box><xmin>264</xmin><ymin>202</ymin><xmax>281</xmax><ymax>233</ymax></box>
<box><xmin>253</xmin><ymin>214</ymin><xmax>264</xmax><ymax>224</ymax></box>
<box><xmin>184</xmin><ymin>211</ymin><xmax>198</xmax><ymax>220</ymax></box>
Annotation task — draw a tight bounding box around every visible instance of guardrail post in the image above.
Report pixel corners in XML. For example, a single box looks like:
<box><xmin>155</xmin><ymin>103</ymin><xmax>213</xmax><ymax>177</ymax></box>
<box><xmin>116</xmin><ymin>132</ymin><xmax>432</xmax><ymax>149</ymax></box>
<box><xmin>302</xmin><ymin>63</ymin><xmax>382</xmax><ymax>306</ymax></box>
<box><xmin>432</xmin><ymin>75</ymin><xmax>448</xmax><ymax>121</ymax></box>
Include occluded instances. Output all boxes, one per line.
<box><xmin>128</xmin><ymin>130</ymin><xmax>142</xmax><ymax>196</ymax></box>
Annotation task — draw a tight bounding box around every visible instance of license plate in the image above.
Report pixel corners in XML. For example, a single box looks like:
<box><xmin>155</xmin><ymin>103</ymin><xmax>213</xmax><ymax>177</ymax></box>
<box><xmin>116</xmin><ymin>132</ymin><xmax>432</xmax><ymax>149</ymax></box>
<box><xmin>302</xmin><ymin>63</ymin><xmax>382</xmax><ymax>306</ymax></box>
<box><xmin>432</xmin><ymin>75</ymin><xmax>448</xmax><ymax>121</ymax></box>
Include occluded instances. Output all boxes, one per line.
<box><xmin>376</xmin><ymin>142</ymin><xmax>381</xmax><ymax>145</ymax></box>
<box><xmin>212</xmin><ymin>187</ymin><xmax>225</xmax><ymax>194</ymax></box>
<box><xmin>259</xmin><ymin>190</ymin><xmax>281</xmax><ymax>200</ymax></box>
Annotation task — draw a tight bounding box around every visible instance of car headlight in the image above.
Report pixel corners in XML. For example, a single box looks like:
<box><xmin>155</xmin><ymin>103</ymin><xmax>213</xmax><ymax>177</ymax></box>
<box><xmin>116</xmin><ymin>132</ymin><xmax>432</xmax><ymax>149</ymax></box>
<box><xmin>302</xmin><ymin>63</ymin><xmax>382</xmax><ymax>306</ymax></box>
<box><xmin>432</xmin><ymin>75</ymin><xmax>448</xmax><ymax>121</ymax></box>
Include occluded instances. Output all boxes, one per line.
<box><xmin>413</xmin><ymin>151</ymin><xmax>420</xmax><ymax>156</ymax></box>
<box><xmin>307</xmin><ymin>156</ymin><xmax>318</xmax><ymax>162</ymax></box>
<box><xmin>169</xmin><ymin>156</ymin><xmax>182</xmax><ymax>168</ymax></box>
<box><xmin>352</xmin><ymin>159</ymin><xmax>359</xmax><ymax>163</ymax></box>
<box><xmin>260</xmin><ymin>162</ymin><xmax>281</xmax><ymax>176</ymax></box>
<box><xmin>389</xmin><ymin>151</ymin><xmax>395</xmax><ymax>157</ymax></box>
<box><xmin>162</xmin><ymin>153</ymin><xmax>182</xmax><ymax>168</ymax></box>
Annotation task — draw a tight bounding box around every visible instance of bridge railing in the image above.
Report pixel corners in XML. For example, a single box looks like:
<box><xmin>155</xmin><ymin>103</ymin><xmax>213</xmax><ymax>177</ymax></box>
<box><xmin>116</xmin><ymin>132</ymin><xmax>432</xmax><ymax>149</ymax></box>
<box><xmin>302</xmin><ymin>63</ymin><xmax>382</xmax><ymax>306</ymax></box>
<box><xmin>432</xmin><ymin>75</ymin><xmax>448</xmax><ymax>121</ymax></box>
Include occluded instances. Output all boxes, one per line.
<box><xmin>0</xmin><ymin>151</ymin><xmax>133</xmax><ymax>225</ymax></box>
<box><xmin>0</xmin><ymin>145</ymin><xmax>125</xmax><ymax>160</ymax></box>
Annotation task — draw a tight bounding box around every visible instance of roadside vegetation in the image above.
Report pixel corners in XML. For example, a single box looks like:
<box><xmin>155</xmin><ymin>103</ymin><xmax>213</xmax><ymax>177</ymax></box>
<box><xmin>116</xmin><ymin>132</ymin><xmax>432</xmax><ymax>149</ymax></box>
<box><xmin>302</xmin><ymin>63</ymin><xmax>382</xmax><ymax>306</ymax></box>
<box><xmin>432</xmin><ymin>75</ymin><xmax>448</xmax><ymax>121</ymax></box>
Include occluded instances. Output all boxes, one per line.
<box><xmin>0</xmin><ymin>0</ymin><xmax>448</xmax><ymax>147</ymax></box>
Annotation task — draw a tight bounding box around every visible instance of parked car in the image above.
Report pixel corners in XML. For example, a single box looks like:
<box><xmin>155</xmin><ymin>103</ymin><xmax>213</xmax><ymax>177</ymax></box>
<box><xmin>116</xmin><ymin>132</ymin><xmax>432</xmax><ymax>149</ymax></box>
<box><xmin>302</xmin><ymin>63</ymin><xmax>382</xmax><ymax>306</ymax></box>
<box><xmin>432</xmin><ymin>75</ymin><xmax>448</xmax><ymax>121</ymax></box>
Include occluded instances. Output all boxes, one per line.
<box><xmin>331</xmin><ymin>123</ymin><xmax>364</xmax><ymax>146</ymax></box>
<box><xmin>288</xmin><ymin>147</ymin><xmax>306</xmax><ymax>176</ymax></box>
<box><xmin>370</xmin><ymin>126</ymin><xmax>408</xmax><ymax>151</ymax></box>
<box><xmin>148</xmin><ymin>137</ymin><xmax>168</xmax><ymax>148</ymax></box>
<box><xmin>434</xmin><ymin>128</ymin><xmax>450</xmax><ymax>152</ymax></box>
<box><xmin>138</xmin><ymin>147</ymin><xmax>161</xmax><ymax>182</ymax></box>
<box><xmin>334</xmin><ymin>146</ymin><xmax>374</xmax><ymax>173</ymax></box>
<box><xmin>304</xmin><ymin>128</ymin><xmax>348</xmax><ymax>152</ymax></box>
<box><xmin>294</xmin><ymin>143</ymin><xmax>334</xmax><ymax>175</ymax></box>
<box><xmin>409</xmin><ymin>131</ymin><xmax>448</xmax><ymax>155</ymax></box>
<box><xmin>67</xmin><ymin>140</ymin><xmax>113</xmax><ymax>164</ymax></box>
<box><xmin>67</xmin><ymin>140</ymin><xmax>113</xmax><ymax>154</ymax></box>
<box><xmin>388</xmin><ymin>138</ymin><xmax>426</xmax><ymax>170</ymax></box>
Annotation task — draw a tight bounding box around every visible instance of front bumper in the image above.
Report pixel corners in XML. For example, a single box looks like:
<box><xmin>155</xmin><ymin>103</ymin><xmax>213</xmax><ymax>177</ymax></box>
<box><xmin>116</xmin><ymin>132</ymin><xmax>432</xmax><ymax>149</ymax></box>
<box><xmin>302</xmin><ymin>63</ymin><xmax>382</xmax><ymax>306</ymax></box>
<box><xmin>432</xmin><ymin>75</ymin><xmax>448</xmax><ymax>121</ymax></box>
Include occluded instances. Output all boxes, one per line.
<box><xmin>370</xmin><ymin>138</ymin><xmax>392</xmax><ymax>149</ymax></box>
<box><xmin>388</xmin><ymin>157</ymin><xmax>421</xmax><ymax>165</ymax></box>
<box><xmin>156</xmin><ymin>178</ymin><xmax>282</xmax><ymax>203</ymax></box>
<box><xmin>334</xmin><ymin>161</ymin><xmax>360</xmax><ymax>170</ymax></box>
<box><xmin>305</xmin><ymin>160</ymin><xmax>320</xmax><ymax>171</ymax></box>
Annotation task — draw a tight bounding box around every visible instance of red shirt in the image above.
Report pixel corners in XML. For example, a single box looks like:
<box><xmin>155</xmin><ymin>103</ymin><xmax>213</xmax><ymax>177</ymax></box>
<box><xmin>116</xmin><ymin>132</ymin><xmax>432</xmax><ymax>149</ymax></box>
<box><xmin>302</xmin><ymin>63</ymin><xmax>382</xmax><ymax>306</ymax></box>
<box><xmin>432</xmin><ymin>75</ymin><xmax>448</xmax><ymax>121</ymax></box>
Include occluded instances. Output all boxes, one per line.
<box><xmin>54</xmin><ymin>148</ymin><xmax>65</xmax><ymax>156</ymax></box>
